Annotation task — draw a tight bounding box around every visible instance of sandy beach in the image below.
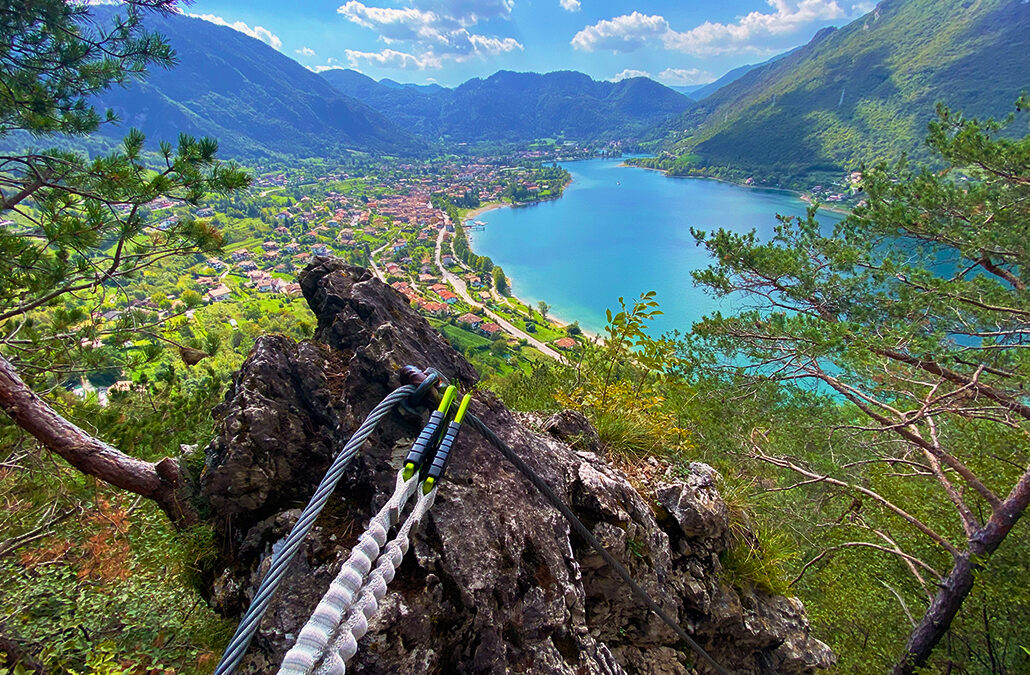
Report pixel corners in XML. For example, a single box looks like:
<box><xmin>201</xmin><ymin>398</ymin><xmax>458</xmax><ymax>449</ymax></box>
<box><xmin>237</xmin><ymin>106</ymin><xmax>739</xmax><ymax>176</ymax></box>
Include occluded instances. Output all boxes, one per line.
<box><xmin>463</xmin><ymin>202</ymin><xmax>507</xmax><ymax>221</ymax></box>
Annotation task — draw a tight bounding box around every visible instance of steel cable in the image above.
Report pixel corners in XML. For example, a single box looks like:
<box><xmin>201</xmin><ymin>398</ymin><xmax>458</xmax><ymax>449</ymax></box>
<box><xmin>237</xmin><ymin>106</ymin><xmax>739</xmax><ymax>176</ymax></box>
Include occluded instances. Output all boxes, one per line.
<box><xmin>213</xmin><ymin>370</ymin><xmax>728</xmax><ymax>674</ymax></box>
<box><xmin>213</xmin><ymin>384</ymin><xmax>417</xmax><ymax>675</ymax></box>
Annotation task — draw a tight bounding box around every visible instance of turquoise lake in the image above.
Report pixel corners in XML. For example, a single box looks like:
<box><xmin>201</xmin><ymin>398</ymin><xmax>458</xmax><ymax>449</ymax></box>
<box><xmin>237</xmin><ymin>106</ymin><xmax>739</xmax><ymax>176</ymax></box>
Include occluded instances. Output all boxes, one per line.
<box><xmin>468</xmin><ymin>157</ymin><xmax>845</xmax><ymax>336</ymax></box>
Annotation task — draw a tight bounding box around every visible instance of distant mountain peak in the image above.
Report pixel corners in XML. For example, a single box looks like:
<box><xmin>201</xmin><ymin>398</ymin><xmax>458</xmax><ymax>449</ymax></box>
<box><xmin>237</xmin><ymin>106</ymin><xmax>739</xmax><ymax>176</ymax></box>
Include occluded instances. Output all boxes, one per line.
<box><xmin>663</xmin><ymin>0</ymin><xmax>1029</xmax><ymax>180</ymax></box>
<box><xmin>86</xmin><ymin>7</ymin><xmax>421</xmax><ymax>158</ymax></box>
<box><xmin>321</xmin><ymin>68</ymin><xmax>692</xmax><ymax>144</ymax></box>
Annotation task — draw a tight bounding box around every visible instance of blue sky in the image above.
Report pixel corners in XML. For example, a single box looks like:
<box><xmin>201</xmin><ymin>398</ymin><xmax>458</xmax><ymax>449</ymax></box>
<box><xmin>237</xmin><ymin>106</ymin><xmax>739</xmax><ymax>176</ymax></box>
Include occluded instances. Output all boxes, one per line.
<box><xmin>183</xmin><ymin>0</ymin><xmax>876</xmax><ymax>87</ymax></box>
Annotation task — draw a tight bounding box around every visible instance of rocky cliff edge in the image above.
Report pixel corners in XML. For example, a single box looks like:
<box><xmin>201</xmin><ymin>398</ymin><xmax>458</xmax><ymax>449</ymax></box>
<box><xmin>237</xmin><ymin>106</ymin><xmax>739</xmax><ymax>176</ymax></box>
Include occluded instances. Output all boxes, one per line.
<box><xmin>197</xmin><ymin>259</ymin><xmax>834</xmax><ymax>674</ymax></box>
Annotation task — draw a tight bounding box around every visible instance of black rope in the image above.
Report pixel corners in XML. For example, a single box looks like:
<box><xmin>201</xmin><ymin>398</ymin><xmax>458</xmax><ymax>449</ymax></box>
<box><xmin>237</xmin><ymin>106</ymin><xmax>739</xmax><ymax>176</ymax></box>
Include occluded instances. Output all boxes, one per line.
<box><xmin>466</xmin><ymin>412</ymin><xmax>731</xmax><ymax>675</ymax></box>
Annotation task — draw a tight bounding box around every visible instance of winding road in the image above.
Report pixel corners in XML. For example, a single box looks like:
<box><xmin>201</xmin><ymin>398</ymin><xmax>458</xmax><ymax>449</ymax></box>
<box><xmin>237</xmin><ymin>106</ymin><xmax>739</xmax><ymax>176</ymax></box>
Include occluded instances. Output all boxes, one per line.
<box><xmin>368</xmin><ymin>239</ymin><xmax>392</xmax><ymax>283</ymax></box>
<box><xmin>435</xmin><ymin>228</ymin><xmax>564</xmax><ymax>362</ymax></box>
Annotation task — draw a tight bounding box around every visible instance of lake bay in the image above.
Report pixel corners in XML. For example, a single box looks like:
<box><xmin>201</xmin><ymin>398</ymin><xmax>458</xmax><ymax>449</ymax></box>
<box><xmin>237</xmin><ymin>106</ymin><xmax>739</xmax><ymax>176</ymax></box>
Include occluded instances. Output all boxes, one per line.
<box><xmin>468</xmin><ymin>158</ymin><xmax>845</xmax><ymax>336</ymax></box>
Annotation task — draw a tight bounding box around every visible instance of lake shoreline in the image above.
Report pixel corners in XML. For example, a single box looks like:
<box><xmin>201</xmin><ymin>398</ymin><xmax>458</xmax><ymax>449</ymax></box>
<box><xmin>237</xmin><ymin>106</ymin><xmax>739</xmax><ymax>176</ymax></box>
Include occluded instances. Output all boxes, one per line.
<box><xmin>462</xmin><ymin>193</ymin><xmax>596</xmax><ymax>342</ymax></box>
<box><xmin>464</xmin><ymin>157</ymin><xmax>844</xmax><ymax>340</ymax></box>
<box><xmin>463</xmin><ymin>202</ymin><xmax>506</xmax><ymax>220</ymax></box>
<box><xmin>624</xmin><ymin>162</ymin><xmax>853</xmax><ymax>216</ymax></box>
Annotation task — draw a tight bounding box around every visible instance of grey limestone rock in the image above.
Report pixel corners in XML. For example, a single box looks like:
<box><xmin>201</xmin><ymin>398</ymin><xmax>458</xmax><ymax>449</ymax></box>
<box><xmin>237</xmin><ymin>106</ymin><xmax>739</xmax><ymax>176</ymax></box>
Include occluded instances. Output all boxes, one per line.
<box><xmin>200</xmin><ymin>259</ymin><xmax>834</xmax><ymax>674</ymax></box>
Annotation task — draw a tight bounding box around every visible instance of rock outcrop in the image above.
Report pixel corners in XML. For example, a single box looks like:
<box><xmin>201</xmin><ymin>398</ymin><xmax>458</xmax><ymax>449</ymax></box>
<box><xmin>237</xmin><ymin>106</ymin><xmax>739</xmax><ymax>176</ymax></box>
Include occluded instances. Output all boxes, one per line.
<box><xmin>200</xmin><ymin>259</ymin><xmax>834</xmax><ymax>674</ymax></box>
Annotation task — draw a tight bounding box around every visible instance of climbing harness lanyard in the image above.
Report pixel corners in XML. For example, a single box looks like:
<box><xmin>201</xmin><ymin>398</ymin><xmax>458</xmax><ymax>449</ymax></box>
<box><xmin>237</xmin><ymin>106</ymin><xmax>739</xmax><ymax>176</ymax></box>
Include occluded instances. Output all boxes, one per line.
<box><xmin>212</xmin><ymin>381</ymin><xmax>424</xmax><ymax>675</ymax></box>
<box><xmin>279</xmin><ymin>386</ymin><xmax>466</xmax><ymax>674</ymax></box>
<box><xmin>214</xmin><ymin>368</ymin><xmax>727</xmax><ymax>675</ymax></box>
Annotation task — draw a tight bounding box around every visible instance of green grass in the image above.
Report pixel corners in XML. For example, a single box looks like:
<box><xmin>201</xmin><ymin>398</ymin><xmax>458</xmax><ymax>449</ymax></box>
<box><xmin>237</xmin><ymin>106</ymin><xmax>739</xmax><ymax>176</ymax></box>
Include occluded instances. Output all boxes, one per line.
<box><xmin>426</xmin><ymin>319</ymin><xmax>547</xmax><ymax>376</ymax></box>
<box><xmin>223</xmin><ymin>237</ymin><xmax>261</xmax><ymax>253</ymax></box>
<box><xmin>492</xmin><ymin>306</ymin><xmax>564</xmax><ymax>342</ymax></box>
<box><xmin>717</xmin><ymin>478</ymin><xmax>799</xmax><ymax>597</ymax></box>
<box><xmin>429</xmin><ymin>320</ymin><xmax>491</xmax><ymax>351</ymax></box>
<box><xmin>720</xmin><ymin>521</ymin><xmax>799</xmax><ymax>597</ymax></box>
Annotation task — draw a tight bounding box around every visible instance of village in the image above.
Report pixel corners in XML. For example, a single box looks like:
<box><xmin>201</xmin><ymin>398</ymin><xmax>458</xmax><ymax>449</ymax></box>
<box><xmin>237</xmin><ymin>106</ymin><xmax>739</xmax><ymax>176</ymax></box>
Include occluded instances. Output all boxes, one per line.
<box><xmin>76</xmin><ymin>156</ymin><xmax>583</xmax><ymax>388</ymax></box>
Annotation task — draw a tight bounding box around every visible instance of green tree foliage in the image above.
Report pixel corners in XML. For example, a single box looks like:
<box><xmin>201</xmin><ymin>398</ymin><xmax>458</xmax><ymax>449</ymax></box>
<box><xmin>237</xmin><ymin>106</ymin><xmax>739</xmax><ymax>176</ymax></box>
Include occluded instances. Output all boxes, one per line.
<box><xmin>492</xmin><ymin>266</ymin><xmax>508</xmax><ymax>295</ymax></box>
<box><xmin>489</xmin><ymin>291</ymin><xmax>689</xmax><ymax>461</ymax></box>
<box><xmin>451</xmin><ymin>189</ymin><xmax>480</xmax><ymax>209</ymax></box>
<box><xmin>1</xmin><ymin>0</ymin><xmax>176</xmax><ymax>136</ymax></box>
<box><xmin>0</xmin><ymin>0</ymin><xmax>250</xmax><ymax>574</ymax></box>
<box><xmin>552</xmin><ymin>292</ymin><xmax>688</xmax><ymax>461</ymax></box>
<box><xmin>0</xmin><ymin>2</ymin><xmax>249</xmax><ymax>385</ymax></box>
<box><xmin>688</xmin><ymin>99</ymin><xmax>1030</xmax><ymax>673</ymax></box>
<box><xmin>488</xmin><ymin>336</ymin><xmax>507</xmax><ymax>357</ymax></box>
<box><xmin>0</xmin><ymin>349</ymin><xmax>247</xmax><ymax>671</ymax></box>
<box><xmin>659</xmin><ymin>0</ymin><xmax>1030</xmax><ymax>184</ymax></box>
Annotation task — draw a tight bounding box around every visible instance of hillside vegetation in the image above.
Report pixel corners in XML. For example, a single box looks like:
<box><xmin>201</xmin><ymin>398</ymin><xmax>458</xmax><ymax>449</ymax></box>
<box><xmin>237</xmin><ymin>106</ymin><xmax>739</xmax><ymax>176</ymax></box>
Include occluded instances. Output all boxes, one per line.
<box><xmin>3</xmin><ymin>1</ymin><xmax>1030</xmax><ymax>673</ymax></box>
<box><xmin>89</xmin><ymin>8</ymin><xmax>422</xmax><ymax>158</ymax></box>
<box><xmin>688</xmin><ymin>48</ymin><xmax>798</xmax><ymax>101</ymax></box>
<box><xmin>657</xmin><ymin>0</ymin><xmax>1030</xmax><ymax>183</ymax></box>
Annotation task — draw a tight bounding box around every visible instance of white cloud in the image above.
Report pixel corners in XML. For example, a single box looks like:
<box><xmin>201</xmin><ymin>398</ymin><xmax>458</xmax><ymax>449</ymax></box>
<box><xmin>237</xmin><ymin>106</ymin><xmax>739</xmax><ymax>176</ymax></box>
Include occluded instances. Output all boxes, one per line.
<box><xmin>573</xmin><ymin>1</ymin><xmax>850</xmax><ymax>56</ymax></box>
<box><xmin>338</xmin><ymin>3</ymin><xmax>442</xmax><ymax>43</ymax></box>
<box><xmin>336</xmin><ymin>1</ymin><xmax>522</xmax><ymax>68</ymax></box>
<box><xmin>560</xmin><ymin>0</ymin><xmax>581</xmax><ymax>12</ymax></box>
<box><xmin>308</xmin><ymin>65</ymin><xmax>346</xmax><ymax>73</ymax></box>
<box><xmin>345</xmin><ymin>48</ymin><xmax>443</xmax><ymax>70</ymax></box>
<box><xmin>658</xmin><ymin>67</ymin><xmax>714</xmax><ymax>85</ymax></box>
<box><xmin>663</xmin><ymin>0</ymin><xmax>846</xmax><ymax>55</ymax></box>
<box><xmin>571</xmin><ymin>12</ymin><xmax>669</xmax><ymax>53</ymax></box>
<box><xmin>851</xmin><ymin>1</ymin><xmax>876</xmax><ymax>12</ymax></box>
<box><xmin>419</xmin><ymin>0</ymin><xmax>514</xmax><ymax>24</ymax></box>
<box><xmin>611</xmin><ymin>68</ymin><xmax>650</xmax><ymax>81</ymax></box>
<box><xmin>188</xmin><ymin>13</ymin><xmax>283</xmax><ymax>50</ymax></box>
<box><xmin>296</xmin><ymin>46</ymin><xmax>317</xmax><ymax>57</ymax></box>
<box><xmin>467</xmin><ymin>34</ymin><xmax>523</xmax><ymax>54</ymax></box>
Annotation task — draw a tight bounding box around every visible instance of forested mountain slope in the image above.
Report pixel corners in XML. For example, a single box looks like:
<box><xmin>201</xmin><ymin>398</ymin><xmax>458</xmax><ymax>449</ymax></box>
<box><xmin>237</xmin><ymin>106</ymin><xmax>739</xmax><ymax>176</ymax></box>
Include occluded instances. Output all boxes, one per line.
<box><xmin>661</xmin><ymin>0</ymin><xmax>1030</xmax><ymax>182</ymax></box>
<box><xmin>321</xmin><ymin>69</ymin><xmax>693</xmax><ymax>143</ymax></box>
<box><xmin>90</xmin><ymin>8</ymin><xmax>421</xmax><ymax>158</ymax></box>
<box><xmin>688</xmin><ymin>48</ymin><xmax>798</xmax><ymax>101</ymax></box>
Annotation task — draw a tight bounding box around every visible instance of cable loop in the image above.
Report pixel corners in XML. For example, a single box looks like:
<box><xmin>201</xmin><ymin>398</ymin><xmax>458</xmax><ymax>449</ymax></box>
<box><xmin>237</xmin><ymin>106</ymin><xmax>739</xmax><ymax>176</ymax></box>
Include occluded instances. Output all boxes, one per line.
<box><xmin>400</xmin><ymin>368</ymin><xmax>442</xmax><ymax>415</ymax></box>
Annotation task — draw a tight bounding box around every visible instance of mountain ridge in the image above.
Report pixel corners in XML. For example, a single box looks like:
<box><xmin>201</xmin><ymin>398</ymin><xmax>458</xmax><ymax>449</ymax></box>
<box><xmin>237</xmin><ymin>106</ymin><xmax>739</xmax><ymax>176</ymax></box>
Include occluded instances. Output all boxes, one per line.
<box><xmin>689</xmin><ymin>46</ymin><xmax>800</xmax><ymax>101</ymax></box>
<box><xmin>321</xmin><ymin>68</ymin><xmax>693</xmax><ymax>144</ymax></box>
<box><xmin>88</xmin><ymin>8</ymin><xmax>422</xmax><ymax>158</ymax></box>
<box><xmin>658</xmin><ymin>0</ymin><xmax>1030</xmax><ymax>183</ymax></box>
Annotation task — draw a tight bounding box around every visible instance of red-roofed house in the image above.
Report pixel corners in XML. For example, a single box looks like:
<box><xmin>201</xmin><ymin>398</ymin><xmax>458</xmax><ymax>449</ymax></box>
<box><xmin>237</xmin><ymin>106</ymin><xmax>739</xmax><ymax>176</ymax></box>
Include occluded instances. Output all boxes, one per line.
<box><xmin>420</xmin><ymin>301</ymin><xmax>449</xmax><ymax>316</ymax></box>
<box><xmin>206</xmin><ymin>285</ymin><xmax>231</xmax><ymax>303</ymax></box>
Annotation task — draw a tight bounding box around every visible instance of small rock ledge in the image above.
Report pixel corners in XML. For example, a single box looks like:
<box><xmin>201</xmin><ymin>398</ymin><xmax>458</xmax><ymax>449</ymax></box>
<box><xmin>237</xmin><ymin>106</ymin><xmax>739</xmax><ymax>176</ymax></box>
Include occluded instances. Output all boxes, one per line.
<box><xmin>200</xmin><ymin>259</ymin><xmax>834</xmax><ymax>674</ymax></box>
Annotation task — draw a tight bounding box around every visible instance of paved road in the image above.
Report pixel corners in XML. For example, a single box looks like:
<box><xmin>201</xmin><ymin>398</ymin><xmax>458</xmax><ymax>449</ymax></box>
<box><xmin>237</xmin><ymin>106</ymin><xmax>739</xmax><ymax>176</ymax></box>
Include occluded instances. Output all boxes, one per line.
<box><xmin>368</xmin><ymin>239</ymin><xmax>392</xmax><ymax>283</ymax></box>
<box><xmin>435</xmin><ymin>228</ymin><xmax>564</xmax><ymax>362</ymax></box>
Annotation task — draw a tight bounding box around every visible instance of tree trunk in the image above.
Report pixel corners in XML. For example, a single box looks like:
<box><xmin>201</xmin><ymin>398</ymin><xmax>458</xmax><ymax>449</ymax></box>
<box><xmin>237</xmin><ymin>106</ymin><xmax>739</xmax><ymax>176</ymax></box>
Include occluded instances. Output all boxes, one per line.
<box><xmin>0</xmin><ymin>629</ymin><xmax>45</xmax><ymax>673</ymax></box>
<box><xmin>0</xmin><ymin>354</ymin><xmax>197</xmax><ymax>527</ymax></box>
<box><xmin>893</xmin><ymin>469</ymin><xmax>1030</xmax><ymax>674</ymax></box>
